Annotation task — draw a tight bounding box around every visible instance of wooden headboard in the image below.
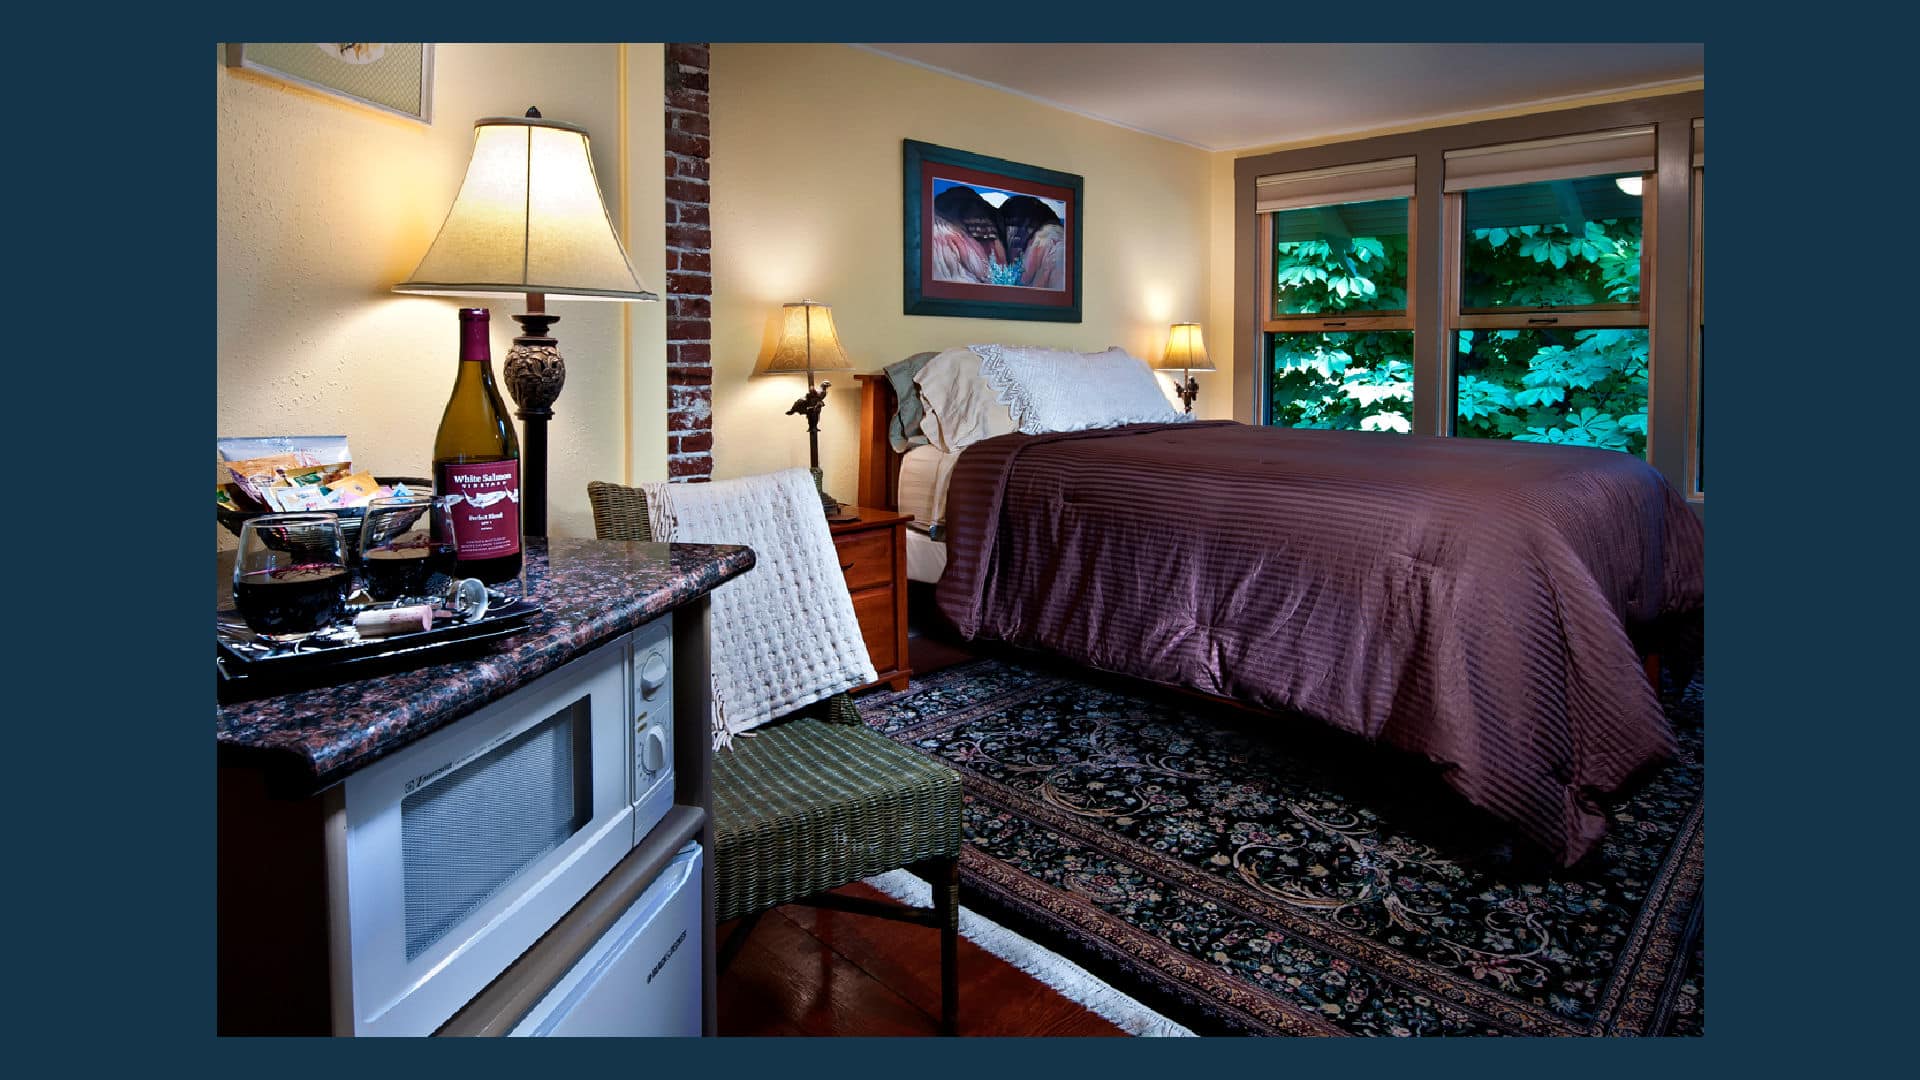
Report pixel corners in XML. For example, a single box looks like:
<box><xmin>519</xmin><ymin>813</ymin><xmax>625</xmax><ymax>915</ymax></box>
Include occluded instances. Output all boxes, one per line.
<box><xmin>854</xmin><ymin>372</ymin><xmax>904</xmax><ymax>511</ymax></box>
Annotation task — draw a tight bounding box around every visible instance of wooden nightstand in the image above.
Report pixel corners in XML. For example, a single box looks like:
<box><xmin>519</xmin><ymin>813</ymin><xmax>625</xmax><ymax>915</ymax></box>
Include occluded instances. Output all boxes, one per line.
<box><xmin>830</xmin><ymin>505</ymin><xmax>911</xmax><ymax>692</ymax></box>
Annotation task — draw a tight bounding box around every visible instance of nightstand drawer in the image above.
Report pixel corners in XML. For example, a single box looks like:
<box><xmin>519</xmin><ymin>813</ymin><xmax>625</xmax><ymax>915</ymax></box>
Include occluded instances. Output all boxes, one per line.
<box><xmin>835</xmin><ymin>530</ymin><xmax>894</xmax><ymax>592</ymax></box>
<box><xmin>849</xmin><ymin>586</ymin><xmax>898</xmax><ymax>672</ymax></box>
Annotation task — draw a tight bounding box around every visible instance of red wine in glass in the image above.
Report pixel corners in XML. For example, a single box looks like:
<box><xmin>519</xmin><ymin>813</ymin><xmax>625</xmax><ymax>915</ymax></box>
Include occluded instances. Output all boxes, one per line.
<box><xmin>360</xmin><ymin>541</ymin><xmax>458</xmax><ymax>601</ymax></box>
<box><xmin>233</xmin><ymin>565</ymin><xmax>350</xmax><ymax>637</ymax></box>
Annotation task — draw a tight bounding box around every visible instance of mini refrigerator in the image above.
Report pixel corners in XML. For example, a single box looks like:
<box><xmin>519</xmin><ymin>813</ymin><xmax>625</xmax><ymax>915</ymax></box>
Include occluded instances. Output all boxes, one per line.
<box><xmin>509</xmin><ymin>843</ymin><xmax>704</xmax><ymax>1037</ymax></box>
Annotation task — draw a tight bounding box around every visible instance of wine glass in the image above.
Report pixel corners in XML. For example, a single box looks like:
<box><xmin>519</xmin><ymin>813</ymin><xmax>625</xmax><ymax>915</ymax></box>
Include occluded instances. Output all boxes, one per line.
<box><xmin>233</xmin><ymin>513</ymin><xmax>350</xmax><ymax>642</ymax></box>
<box><xmin>358</xmin><ymin>495</ymin><xmax>456</xmax><ymax>602</ymax></box>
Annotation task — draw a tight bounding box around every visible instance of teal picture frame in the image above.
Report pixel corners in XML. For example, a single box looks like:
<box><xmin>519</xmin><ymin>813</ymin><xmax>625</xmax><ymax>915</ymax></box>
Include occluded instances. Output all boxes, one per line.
<box><xmin>903</xmin><ymin>139</ymin><xmax>1083</xmax><ymax>322</ymax></box>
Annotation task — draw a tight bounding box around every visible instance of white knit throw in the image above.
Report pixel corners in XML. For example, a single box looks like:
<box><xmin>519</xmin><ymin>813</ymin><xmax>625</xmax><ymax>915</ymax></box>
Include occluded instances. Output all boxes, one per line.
<box><xmin>641</xmin><ymin>469</ymin><xmax>877</xmax><ymax>750</ymax></box>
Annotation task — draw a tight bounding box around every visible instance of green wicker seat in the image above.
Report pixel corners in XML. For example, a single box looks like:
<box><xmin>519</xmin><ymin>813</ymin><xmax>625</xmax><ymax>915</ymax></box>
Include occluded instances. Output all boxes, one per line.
<box><xmin>589</xmin><ymin>479</ymin><xmax>964</xmax><ymax>1034</ymax></box>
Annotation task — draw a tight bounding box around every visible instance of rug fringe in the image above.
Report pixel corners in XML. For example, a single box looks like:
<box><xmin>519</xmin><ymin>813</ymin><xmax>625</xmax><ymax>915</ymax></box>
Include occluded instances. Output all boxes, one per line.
<box><xmin>862</xmin><ymin>869</ymin><xmax>1196</xmax><ymax>1037</ymax></box>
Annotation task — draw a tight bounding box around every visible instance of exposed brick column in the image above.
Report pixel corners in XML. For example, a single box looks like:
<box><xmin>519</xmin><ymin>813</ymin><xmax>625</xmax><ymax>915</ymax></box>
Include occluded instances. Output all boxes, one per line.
<box><xmin>664</xmin><ymin>43</ymin><xmax>713</xmax><ymax>482</ymax></box>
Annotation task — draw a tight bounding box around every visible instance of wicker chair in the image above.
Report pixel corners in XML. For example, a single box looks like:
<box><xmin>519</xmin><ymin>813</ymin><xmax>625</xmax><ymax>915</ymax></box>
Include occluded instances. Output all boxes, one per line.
<box><xmin>588</xmin><ymin>479</ymin><xmax>963</xmax><ymax>1034</ymax></box>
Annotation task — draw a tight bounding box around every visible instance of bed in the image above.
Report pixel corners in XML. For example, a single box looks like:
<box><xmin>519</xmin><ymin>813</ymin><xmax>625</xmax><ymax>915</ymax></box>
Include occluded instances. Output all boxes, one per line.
<box><xmin>853</xmin><ymin>346</ymin><xmax>1704</xmax><ymax>866</ymax></box>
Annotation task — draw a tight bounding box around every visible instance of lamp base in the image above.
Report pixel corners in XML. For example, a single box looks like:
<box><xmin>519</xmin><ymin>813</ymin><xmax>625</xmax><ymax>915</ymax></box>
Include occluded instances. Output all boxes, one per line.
<box><xmin>812</xmin><ymin>467</ymin><xmax>856</xmax><ymax>521</ymax></box>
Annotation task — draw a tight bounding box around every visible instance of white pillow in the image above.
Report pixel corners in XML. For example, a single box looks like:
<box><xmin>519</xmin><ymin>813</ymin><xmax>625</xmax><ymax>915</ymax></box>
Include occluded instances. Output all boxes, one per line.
<box><xmin>977</xmin><ymin>344</ymin><xmax>1188</xmax><ymax>434</ymax></box>
<box><xmin>915</xmin><ymin>347</ymin><xmax>1019</xmax><ymax>453</ymax></box>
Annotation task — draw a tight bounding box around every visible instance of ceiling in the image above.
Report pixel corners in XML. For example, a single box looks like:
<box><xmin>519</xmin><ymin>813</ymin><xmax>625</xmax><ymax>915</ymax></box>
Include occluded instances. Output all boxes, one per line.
<box><xmin>858</xmin><ymin>44</ymin><xmax>1703</xmax><ymax>152</ymax></box>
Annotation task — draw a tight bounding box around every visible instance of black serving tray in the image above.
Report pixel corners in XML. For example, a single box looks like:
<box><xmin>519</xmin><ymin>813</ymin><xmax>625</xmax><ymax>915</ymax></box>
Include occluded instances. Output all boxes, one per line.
<box><xmin>215</xmin><ymin>597</ymin><xmax>541</xmax><ymax>699</ymax></box>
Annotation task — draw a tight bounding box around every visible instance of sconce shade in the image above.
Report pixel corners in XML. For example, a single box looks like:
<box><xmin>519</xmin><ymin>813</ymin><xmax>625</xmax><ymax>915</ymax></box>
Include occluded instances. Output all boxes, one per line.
<box><xmin>1158</xmin><ymin>323</ymin><xmax>1215</xmax><ymax>372</ymax></box>
<box><xmin>764</xmin><ymin>301</ymin><xmax>854</xmax><ymax>375</ymax></box>
<box><xmin>394</xmin><ymin>114</ymin><xmax>657</xmax><ymax>301</ymax></box>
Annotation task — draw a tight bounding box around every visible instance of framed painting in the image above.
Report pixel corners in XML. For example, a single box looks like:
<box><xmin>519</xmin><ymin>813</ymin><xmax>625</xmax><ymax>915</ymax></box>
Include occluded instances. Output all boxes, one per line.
<box><xmin>224</xmin><ymin>44</ymin><xmax>434</xmax><ymax>124</ymax></box>
<box><xmin>904</xmin><ymin>139</ymin><xmax>1082</xmax><ymax>322</ymax></box>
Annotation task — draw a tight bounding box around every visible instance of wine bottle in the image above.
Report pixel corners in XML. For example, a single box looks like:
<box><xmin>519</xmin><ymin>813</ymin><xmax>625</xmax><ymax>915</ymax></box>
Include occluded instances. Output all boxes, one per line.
<box><xmin>433</xmin><ymin>308</ymin><xmax>523</xmax><ymax>584</ymax></box>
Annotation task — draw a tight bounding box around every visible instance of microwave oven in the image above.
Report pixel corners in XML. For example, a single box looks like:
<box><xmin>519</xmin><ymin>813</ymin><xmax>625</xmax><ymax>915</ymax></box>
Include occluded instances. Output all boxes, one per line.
<box><xmin>327</xmin><ymin>614</ymin><xmax>675</xmax><ymax>1036</ymax></box>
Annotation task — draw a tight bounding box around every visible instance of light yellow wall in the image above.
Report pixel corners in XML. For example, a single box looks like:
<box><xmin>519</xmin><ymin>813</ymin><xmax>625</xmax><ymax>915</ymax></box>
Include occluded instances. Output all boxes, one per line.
<box><xmin>623</xmin><ymin>45</ymin><xmax>669</xmax><ymax>488</ymax></box>
<box><xmin>217</xmin><ymin>43</ymin><xmax>664</xmax><ymax>542</ymax></box>
<box><xmin>708</xmin><ymin>44</ymin><xmax>1217</xmax><ymax>496</ymax></box>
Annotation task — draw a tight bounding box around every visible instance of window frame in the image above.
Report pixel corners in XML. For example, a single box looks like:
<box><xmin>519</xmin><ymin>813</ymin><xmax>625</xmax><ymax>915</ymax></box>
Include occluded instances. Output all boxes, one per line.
<box><xmin>1446</xmin><ymin>171</ymin><xmax>1655</xmax><ymax>450</ymax></box>
<box><xmin>1259</xmin><ymin>195</ymin><xmax>1419</xmax><ymax>427</ymax></box>
<box><xmin>1231</xmin><ymin>90</ymin><xmax>1703</xmax><ymax>498</ymax></box>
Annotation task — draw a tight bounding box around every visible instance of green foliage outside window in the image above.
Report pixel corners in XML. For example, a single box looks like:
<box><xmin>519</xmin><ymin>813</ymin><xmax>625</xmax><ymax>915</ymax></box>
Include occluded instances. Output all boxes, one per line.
<box><xmin>1269</xmin><ymin>210</ymin><xmax>1648</xmax><ymax>455</ymax></box>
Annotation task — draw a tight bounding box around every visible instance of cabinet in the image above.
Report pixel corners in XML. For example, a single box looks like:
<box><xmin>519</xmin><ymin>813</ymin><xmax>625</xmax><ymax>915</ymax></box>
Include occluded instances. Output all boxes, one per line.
<box><xmin>829</xmin><ymin>506</ymin><xmax>911</xmax><ymax>692</ymax></box>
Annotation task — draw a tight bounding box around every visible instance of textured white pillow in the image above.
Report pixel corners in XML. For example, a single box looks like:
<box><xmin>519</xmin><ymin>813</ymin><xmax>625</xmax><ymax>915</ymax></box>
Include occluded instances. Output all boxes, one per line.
<box><xmin>976</xmin><ymin>344</ymin><xmax>1188</xmax><ymax>434</ymax></box>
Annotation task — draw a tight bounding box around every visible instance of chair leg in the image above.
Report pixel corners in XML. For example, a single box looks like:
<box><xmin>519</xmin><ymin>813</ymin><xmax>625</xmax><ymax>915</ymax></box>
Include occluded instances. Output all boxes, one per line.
<box><xmin>918</xmin><ymin>855</ymin><xmax>960</xmax><ymax>1036</ymax></box>
<box><xmin>716</xmin><ymin>909</ymin><xmax>764</xmax><ymax>976</ymax></box>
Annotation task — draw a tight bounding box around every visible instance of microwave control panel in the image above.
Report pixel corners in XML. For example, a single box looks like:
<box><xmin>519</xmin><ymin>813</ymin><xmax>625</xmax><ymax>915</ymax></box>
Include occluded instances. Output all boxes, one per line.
<box><xmin>629</xmin><ymin>614</ymin><xmax>674</xmax><ymax>817</ymax></box>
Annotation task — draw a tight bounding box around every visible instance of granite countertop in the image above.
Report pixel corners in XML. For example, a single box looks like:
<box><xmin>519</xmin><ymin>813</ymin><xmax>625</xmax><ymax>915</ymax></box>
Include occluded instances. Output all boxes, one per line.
<box><xmin>217</xmin><ymin>537</ymin><xmax>754</xmax><ymax>793</ymax></box>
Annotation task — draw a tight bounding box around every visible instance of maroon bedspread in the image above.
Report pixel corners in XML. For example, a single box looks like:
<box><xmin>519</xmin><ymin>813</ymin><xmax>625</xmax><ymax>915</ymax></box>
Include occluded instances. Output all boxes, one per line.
<box><xmin>935</xmin><ymin>421</ymin><xmax>1704</xmax><ymax>865</ymax></box>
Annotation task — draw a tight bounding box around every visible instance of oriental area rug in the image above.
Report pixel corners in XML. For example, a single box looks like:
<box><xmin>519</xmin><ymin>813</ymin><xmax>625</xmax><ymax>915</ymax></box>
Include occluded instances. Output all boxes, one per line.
<box><xmin>857</xmin><ymin>656</ymin><xmax>1704</xmax><ymax>1037</ymax></box>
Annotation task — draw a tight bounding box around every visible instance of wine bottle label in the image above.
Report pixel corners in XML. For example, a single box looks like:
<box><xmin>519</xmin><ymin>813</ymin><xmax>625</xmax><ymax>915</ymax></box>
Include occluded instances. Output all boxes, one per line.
<box><xmin>441</xmin><ymin>460</ymin><xmax>521</xmax><ymax>559</ymax></box>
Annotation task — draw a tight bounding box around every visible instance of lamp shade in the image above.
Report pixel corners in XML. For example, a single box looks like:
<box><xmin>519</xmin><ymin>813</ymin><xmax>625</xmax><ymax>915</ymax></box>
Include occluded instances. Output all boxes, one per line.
<box><xmin>394</xmin><ymin>113</ymin><xmax>657</xmax><ymax>301</ymax></box>
<box><xmin>1158</xmin><ymin>323</ymin><xmax>1215</xmax><ymax>372</ymax></box>
<box><xmin>764</xmin><ymin>301</ymin><xmax>853</xmax><ymax>376</ymax></box>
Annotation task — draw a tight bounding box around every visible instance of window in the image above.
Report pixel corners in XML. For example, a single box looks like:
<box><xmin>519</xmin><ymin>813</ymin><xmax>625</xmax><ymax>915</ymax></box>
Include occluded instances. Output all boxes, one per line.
<box><xmin>1235</xmin><ymin>94</ymin><xmax>1702</xmax><ymax>494</ymax></box>
<box><xmin>1446</xmin><ymin>129</ymin><xmax>1654</xmax><ymax>456</ymax></box>
<box><xmin>1258</xmin><ymin>158</ymin><xmax>1416</xmax><ymax>433</ymax></box>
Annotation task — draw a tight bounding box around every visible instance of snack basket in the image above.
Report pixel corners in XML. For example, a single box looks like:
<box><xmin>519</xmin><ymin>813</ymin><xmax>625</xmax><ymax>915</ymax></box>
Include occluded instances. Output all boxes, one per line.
<box><xmin>217</xmin><ymin>475</ymin><xmax>432</xmax><ymax>562</ymax></box>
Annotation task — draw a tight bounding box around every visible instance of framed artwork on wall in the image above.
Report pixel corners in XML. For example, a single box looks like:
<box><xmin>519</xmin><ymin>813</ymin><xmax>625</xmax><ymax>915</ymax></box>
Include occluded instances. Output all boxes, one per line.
<box><xmin>903</xmin><ymin>139</ymin><xmax>1082</xmax><ymax>322</ymax></box>
<box><xmin>224</xmin><ymin>44</ymin><xmax>434</xmax><ymax>124</ymax></box>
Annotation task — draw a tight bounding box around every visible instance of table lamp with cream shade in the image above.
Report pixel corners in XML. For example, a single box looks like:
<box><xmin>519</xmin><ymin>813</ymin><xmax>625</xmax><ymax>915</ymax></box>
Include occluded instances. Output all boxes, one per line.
<box><xmin>762</xmin><ymin>301</ymin><xmax>856</xmax><ymax>519</ymax></box>
<box><xmin>1157</xmin><ymin>323</ymin><xmax>1215</xmax><ymax>413</ymax></box>
<box><xmin>393</xmin><ymin>107</ymin><xmax>658</xmax><ymax>537</ymax></box>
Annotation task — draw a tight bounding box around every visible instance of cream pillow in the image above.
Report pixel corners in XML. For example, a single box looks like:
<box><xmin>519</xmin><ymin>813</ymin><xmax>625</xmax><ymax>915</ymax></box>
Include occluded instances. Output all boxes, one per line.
<box><xmin>914</xmin><ymin>347</ymin><xmax>1019</xmax><ymax>453</ymax></box>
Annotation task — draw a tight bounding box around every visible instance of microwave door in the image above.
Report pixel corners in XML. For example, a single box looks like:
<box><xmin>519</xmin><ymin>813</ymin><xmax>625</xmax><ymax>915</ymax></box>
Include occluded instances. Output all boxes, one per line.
<box><xmin>332</xmin><ymin>635</ymin><xmax>638</xmax><ymax>1037</ymax></box>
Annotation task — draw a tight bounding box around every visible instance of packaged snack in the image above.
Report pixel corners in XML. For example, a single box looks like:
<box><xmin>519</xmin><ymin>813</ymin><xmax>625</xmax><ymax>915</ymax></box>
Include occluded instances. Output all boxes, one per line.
<box><xmin>227</xmin><ymin>454</ymin><xmax>307</xmax><ymax>508</ymax></box>
<box><xmin>270</xmin><ymin>485</ymin><xmax>334</xmax><ymax>512</ymax></box>
<box><xmin>219</xmin><ymin>435</ymin><xmax>352</xmax><ymax>466</ymax></box>
<box><xmin>324</xmin><ymin>472</ymin><xmax>383</xmax><ymax>505</ymax></box>
<box><xmin>277</xmin><ymin>462</ymin><xmax>353</xmax><ymax>488</ymax></box>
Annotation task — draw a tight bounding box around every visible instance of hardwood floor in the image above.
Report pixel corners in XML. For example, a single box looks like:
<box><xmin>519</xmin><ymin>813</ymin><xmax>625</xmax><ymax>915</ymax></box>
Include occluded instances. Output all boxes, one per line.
<box><xmin>715</xmin><ymin>881</ymin><xmax>1125</xmax><ymax>1037</ymax></box>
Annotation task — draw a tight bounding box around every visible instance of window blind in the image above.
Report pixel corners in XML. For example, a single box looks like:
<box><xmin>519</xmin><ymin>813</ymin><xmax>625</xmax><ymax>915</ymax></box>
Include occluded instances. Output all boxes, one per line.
<box><xmin>1443</xmin><ymin>126</ymin><xmax>1656</xmax><ymax>192</ymax></box>
<box><xmin>1255</xmin><ymin>156</ymin><xmax>1416</xmax><ymax>213</ymax></box>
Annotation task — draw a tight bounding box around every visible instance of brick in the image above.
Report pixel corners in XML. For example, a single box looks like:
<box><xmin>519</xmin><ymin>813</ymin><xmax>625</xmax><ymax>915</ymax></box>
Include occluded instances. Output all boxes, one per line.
<box><xmin>664</xmin><ymin>365</ymin><xmax>713</xmax><ymax>383</ymax></box>
<box><xmin>668</xmin><ymin>110</ymin><xmax>711</xmax><ymax>137</ymax></box>
<box><xmin>667</xmin><ymin>43</ymin><xmax>710</xmax><ymax>69</ymax></box>
<box><xmin>668</xmin><ymin>155</ymin><xmax>710</xmax><ymax>180</ymax></box>
<box><xmin>666</xmin><ymin>178</ymin><xmax>710</xmax><ymax>204</ymax></box>
<box><xmin>670</xmin><ymin>432</ymin><xmax>715</xmax><ymax>455</ymax></box>
<box><xmin>665</xmin><ymin>86</ymin><xmax>708</xmax><ymax>113</ymax></box>
<box><xmin>665</xmin><ymin>130</ymin><xmax>710</xmax><ymax>159</ymax></box>
<box><xmin>667</xmin><ymin>455</ymin><xmax>712</xmax><ymax>479</ymax></box>
<box><xmin>667</xmin><ymin>271</ymin><xmax>711</xmax><ymax>296</ymax></box>
<box><xmin>666</xmin><ymin>318</ymin><xmax>711</xmax><ymax>342</ymax></box>
<box><xmin>675</xmin><ymin>202</ymin><xmax>710</xmax><ymax>226</ymax></box>
<box><xmin>674</xmin><ymin>251</ymin><xmax>711</xmax><ymax>274</ymax></box>
<box><xmin>666</xmin><ymin>224</ymin><xmax>711</xmax><ymax>250</ymax></box>
<box><xmin>669</xmin><ymin>342</ymin><xmax>711</xmax><ymax>365</ymax></box>
<box><xmin>668</xmin><ymin>297</ymin><xmax>711</xmax><ymax>320</ymax></box>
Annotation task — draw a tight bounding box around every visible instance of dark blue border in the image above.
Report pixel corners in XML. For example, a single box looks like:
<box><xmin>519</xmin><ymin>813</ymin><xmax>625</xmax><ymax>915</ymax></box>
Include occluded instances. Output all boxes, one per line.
<box><xmin>47</xmin><ymin>5</ymin><xmax>1903</xmax><ymax>1072</ymax></box>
